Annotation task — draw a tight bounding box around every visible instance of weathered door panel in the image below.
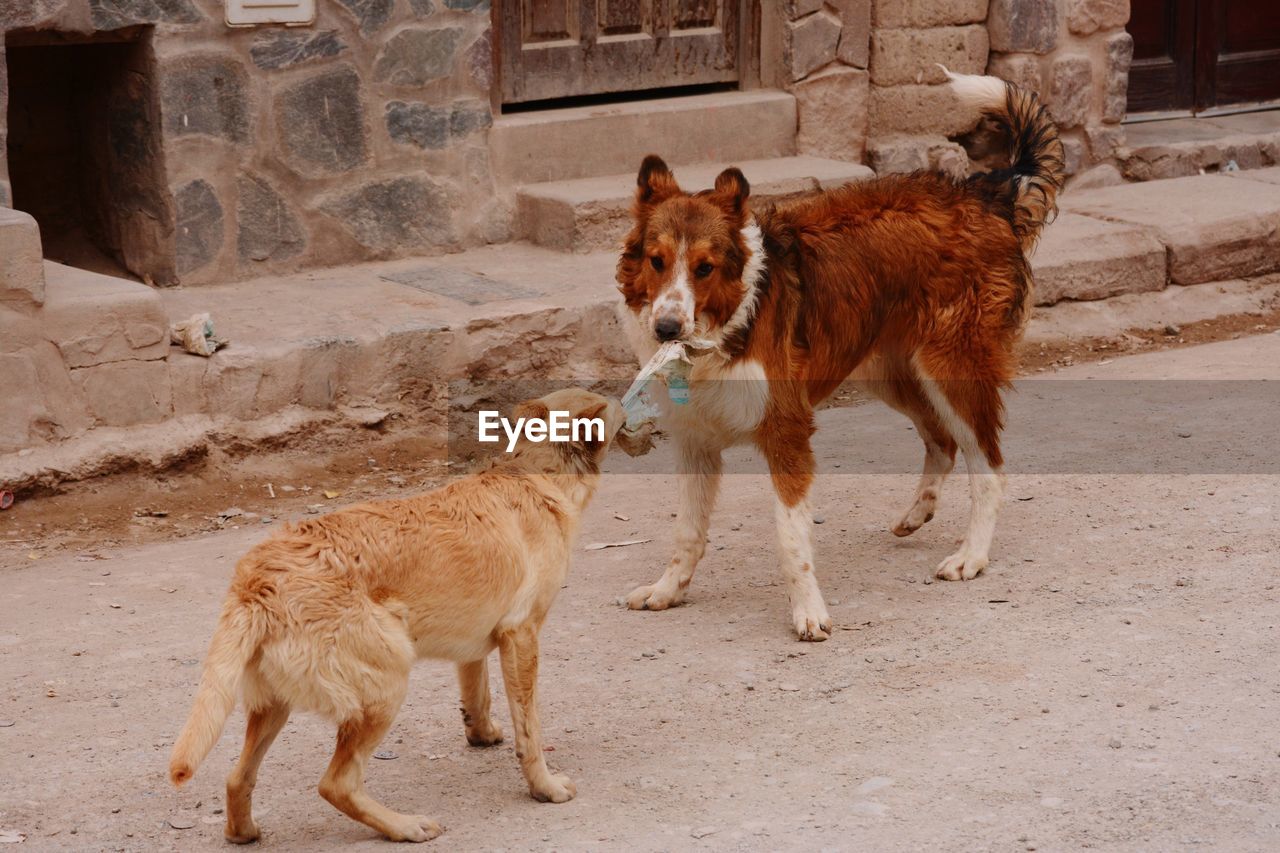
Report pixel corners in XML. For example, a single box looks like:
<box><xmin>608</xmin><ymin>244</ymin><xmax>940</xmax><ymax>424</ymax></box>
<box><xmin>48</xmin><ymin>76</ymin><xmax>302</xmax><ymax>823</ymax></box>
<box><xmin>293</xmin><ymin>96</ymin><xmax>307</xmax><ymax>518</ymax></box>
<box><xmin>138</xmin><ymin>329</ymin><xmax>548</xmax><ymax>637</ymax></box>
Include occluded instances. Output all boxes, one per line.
<box><xmin>1202</xmin><ymin>0</ymin><xmax>1280</xmax><ymax>109</ymax></box>
<box><xmin>1127</xmin><ymin>0</ymin><xmax>1280</xmax><ymax>114</ymax></box>
<box><xmin>1127</xmin><ymin>0</ymin><xmax>1195</xmax><ymax>113</ymax></box>
<box><xmin>501</xmin><ymin>0</ymin><xmax>740</xmax><ymax>105</ymax></box>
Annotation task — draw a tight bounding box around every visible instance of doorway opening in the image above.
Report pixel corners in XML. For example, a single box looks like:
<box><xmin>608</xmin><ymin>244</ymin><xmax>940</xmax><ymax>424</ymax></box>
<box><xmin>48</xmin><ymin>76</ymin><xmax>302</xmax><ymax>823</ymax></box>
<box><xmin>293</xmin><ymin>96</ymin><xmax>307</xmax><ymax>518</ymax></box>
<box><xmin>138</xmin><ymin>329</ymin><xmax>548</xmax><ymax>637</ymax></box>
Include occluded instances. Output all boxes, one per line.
<box><xmin>4</xmin><ymin>27</ymin><xmax>175</xmax><ymax>284</ymax></box>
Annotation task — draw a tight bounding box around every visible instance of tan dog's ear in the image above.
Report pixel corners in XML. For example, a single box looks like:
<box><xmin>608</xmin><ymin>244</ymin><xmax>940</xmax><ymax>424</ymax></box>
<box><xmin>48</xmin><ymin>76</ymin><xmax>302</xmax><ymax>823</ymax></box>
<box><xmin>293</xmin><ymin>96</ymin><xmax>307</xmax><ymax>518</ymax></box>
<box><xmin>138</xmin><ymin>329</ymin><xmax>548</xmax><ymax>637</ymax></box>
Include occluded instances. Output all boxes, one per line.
<box><xmin>515</xmin><ymin>398</ymin><xmax>550</xmax><ymax>423</ymax></box>
<box><xmin>636</xmin><ymin>155</ymin><xmax>680</xmax><ymax>205</ymax></box>
<box><xmin>578</xmin><ymin>399</ymin><xmax>609</xmax><ymax>425</ymax></box>
<box><xmin>573</xmin><ymin>399</ymin><xmax>612</xmax><ymax>455</ymax></box>
<box><xmin>581</xmin><ymin>399</ymin><xmax>609</xmax><ymax>448</ymax></box>
<box><xmin>712</xmin><ymin>167</ymin><xmax>751</xmax><ymax>220</ymax></box>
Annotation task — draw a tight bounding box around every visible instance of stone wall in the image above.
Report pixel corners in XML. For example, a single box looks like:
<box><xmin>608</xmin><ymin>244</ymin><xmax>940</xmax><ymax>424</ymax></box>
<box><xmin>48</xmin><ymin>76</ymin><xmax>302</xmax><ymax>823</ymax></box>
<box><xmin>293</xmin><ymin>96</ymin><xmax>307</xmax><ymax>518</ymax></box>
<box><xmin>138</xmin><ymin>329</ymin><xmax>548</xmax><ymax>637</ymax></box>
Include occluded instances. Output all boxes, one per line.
<box><xmin>781</xmin><ymin>1</ymin><xmax>872</xmax><ymax>163</ymax></box>
<box><xmin>864</xmin><ymin>0</ymin><xmax>989</xmax><ymax>175</ymax></box>
<box><xmin>0</xmin><ymin>0</ymin><xmax>496</xmax><ymax>285</ymax></box>
<box><xmin>987</xmin><ymin>0</ymin><xmax>1131</xmax><ymax>178</ymax></box>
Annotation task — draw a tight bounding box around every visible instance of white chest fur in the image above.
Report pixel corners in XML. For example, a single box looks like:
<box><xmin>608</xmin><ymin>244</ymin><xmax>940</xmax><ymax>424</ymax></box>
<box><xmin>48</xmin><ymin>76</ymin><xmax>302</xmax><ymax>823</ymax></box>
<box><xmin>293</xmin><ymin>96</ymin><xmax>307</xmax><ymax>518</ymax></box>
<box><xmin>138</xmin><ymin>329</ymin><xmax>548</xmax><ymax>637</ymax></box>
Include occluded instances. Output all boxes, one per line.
<box><xmin>674</xmin><ymin>355</ymin><xmax>769</xmax><ymax>440</ymax></box>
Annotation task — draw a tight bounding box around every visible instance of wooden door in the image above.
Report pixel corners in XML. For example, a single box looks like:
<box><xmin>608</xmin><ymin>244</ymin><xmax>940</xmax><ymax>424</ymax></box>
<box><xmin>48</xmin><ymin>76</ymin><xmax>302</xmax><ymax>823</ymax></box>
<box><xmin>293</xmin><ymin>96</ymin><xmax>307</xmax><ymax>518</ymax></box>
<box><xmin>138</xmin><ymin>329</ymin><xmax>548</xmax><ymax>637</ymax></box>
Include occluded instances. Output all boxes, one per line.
<box><xmin>1201</xmin><ymin>1</ymin><xmax>1280</xmax><ymax>109</ymax></box>
<box><xmin>1127</xmin><ymin>0</ymin><xmax>1195</xmax><ymax>113</ymax></box>
<box><xmin>1128</xmin><ymin>0</ymin><xmax>1280</xmax><ymax>114</ymax></box>
<box><xmin>499</xmin><ymin>1</ymin><xmax>741</xmax><ymax>105</ymax></box>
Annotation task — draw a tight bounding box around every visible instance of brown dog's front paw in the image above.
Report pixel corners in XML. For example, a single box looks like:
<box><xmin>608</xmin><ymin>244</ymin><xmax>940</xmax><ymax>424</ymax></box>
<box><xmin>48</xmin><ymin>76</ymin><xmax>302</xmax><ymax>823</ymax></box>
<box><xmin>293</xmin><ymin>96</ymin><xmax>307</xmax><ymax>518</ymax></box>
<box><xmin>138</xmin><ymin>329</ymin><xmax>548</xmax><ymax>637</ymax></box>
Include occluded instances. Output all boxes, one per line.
<box><xmin>531</xmin><ymin>774</ymin><xmax>576</xmax><ymax>804</ymax></box>
<box><xmin>935</xmin><ymin>550</ymin><xmax>987</xmax><ymax>581</ymax></box>
<box><xmin>793</xmin><ymin>616</ymin><xmax>832</xmax><ymax>642</ymax></box>
<box><xmin>465</xmin><ymin>721</ymin><xmax>504</xmax><ymax>747</ymax></box>
<box><xmin>792</xmin><ymin>603</ymin><xmax>832</xmax><ymax>642</ymax></box>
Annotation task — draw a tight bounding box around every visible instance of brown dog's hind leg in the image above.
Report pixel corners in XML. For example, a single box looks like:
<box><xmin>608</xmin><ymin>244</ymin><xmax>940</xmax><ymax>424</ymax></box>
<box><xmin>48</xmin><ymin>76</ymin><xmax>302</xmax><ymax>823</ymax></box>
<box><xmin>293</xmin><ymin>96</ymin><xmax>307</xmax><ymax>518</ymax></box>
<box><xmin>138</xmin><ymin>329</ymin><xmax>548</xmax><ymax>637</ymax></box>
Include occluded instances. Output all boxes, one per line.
<box><xmin>496</xmin><ymin>626</ymin><xmax>575</xmax><ymax>803</ymax></box>
<box><xmin>915</xmin><ymin>365</ymin><xmax>1007</xmax><ymax>582</ymax></box>
<box><xmin>892</xmin><ymin>410</ymin><xmax>957</xmax><ymax>538</ymax></box>
<box><xmin>457</xmin><ymin>658</ymin><xmax>503</xmax><ymax>746</ymax></box>
<box><xmin>224</xmin><ymin>703</ymin><xmax>290</xmax><ymax>844</ymax></box>
<box><xmin>319</xmin><ymin>701</ymin><xmax>442</xmax><ymax>843</ymax></box>
<box><xmin>851</xmin><ymin>355</ymin><xmax>958</xmax><ymax>537</ymax></box>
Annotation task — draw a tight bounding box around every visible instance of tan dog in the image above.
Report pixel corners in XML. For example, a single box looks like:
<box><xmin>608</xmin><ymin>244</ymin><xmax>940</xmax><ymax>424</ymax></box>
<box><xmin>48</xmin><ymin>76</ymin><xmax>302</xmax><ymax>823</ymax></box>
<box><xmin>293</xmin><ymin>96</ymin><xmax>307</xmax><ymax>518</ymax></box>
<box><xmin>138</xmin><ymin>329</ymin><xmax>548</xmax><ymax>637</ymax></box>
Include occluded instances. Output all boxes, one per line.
<box><xmin>168</xmin><ymin>389</ymin><xmax>624</xmax><ymax>843</ymax></box>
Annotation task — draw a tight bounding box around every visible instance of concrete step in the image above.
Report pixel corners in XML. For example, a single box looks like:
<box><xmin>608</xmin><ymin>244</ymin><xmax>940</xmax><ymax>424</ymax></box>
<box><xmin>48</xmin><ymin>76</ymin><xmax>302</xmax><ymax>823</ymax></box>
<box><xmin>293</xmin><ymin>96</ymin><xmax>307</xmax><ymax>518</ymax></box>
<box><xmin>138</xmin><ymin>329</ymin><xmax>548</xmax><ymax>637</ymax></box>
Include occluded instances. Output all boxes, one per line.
<box><xmin>1120</xmin><ymin>110</ymin><xmax>1280</xmax><ymax>181</ymax></box>
<box><xmin>0</xmin><ymin>207</ymin><xmax>45</xmax><ymax>309</ymax></box>
<box><xmin>2</xmin><ymin>262</ymin><xmax>172</xmax><ymax>454</ymax></box>
<box><xmin>491</xmin><ymin>90</ymin><xmax>797</xmax><ymax>185</ymax></box>
<box><xmin>517</xmin><ymin>156</ymin><xmax>875</xmax><ymax>252</ymax></box>
<box><xmin>1062</xmin><ymin>170</ymin><xmax>1280</xmax><ymax>285</ymax></box>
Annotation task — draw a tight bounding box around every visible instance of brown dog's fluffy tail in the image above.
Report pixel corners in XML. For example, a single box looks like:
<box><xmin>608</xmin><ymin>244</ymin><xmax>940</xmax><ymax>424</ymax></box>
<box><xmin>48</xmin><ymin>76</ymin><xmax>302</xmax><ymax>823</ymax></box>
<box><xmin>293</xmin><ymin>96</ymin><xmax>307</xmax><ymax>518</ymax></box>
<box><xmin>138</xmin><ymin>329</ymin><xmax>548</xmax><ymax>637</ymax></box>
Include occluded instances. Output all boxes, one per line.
<box><xmin>944</xmin><ymin>67</ymin><xmax>1066</xmax><ymax>254</ymax></box>
<box><xmin>168</xmin><ymin>598</ymin><xmax>264</xmax><ymax>787</ymax></box>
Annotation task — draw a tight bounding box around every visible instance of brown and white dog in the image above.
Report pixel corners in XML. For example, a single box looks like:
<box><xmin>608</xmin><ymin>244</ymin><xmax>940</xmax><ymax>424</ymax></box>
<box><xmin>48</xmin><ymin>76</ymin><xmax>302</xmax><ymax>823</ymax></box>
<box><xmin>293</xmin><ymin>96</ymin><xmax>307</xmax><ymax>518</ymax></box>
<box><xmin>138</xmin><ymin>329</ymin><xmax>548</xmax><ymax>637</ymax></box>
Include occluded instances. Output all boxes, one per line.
<box><xmin>169</xmin><ymin>389</ymin><xmax>624</xmax><ymax>843</ymax></box>
<box><xmin>615</xmin><ymin>72</ymin><xmax>1065</xmax><ymax>641</ymax></box>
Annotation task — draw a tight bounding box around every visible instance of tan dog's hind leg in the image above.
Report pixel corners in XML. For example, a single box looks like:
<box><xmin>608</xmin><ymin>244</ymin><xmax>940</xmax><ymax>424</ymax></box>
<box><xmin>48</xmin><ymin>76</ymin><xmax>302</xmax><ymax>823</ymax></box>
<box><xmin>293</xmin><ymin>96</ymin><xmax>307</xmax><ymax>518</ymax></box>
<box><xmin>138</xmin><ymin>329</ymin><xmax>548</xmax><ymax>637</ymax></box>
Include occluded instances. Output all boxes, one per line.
<box><xmin>496</xmin><ymin>626</ymin><xmax>575</xmax><ymax>804</ymax></box>
<box><xmin>224</xmin><ymin>703</ymin><xmax>290</xmax><ymax>844</ymax></box>
<box><xmin>626</xmin><ymin>437</ymin><xmax>723</xmax><ymax>611</ymax></box>
<box><xmin>319</xmin><ymin>703</ymin><xmax>443</xmax><ymax>842</ymax></box>
<box><xmin>457</xmin><ymin>659</ymin><xmax>503</xmax><ymax>746</ymax></box>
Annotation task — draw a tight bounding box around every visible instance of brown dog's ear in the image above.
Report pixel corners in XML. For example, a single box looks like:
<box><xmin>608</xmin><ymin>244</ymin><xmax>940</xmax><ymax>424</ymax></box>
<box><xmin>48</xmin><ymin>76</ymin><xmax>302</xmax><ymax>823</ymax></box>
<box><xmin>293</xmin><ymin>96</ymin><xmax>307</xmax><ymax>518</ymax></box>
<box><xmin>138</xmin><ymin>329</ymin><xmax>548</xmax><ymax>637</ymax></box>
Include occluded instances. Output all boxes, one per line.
<box><xmin>636</xmin><ymin>155</ymin><xmax>680</xmax><ymax>205</ymax></box>
<box><xmin>713</xmin><ymin>167</ymin><xmax>751</xmax><ymax>218</ymax></box>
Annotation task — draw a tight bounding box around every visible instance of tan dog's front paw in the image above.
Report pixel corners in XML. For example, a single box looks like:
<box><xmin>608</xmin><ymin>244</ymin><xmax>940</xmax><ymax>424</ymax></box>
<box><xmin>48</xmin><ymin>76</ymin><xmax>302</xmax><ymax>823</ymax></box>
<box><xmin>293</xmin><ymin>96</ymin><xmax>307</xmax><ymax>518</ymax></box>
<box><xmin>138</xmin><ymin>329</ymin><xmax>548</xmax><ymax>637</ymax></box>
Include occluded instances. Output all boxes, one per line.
<box><xmin>224</xmin><ymin>822</ymin><xmax>260</xmax><ymax>844</ymax></box>
<box><xmin>465</xmin><ymin>720</ymin><xmax>504</xmax><ymax>747</ymax></box>
<box><xmin>625</xmin><ymin>582</ymin><xmax>684</xmax><ymax>611</ymax></box>
<box><xmin>935</xmin><ymin>550</ymin><xmax>987</xmax><ymax>581</ymax></box>
<box><xmin>530</xmin><ymin>774</ymin><xmax>577</xmax><ymax>804</ymax></box>
<box><xmin>385</xmin><ymin>815</ymin><xmax>444</xmax><ymax>843</ymax></box>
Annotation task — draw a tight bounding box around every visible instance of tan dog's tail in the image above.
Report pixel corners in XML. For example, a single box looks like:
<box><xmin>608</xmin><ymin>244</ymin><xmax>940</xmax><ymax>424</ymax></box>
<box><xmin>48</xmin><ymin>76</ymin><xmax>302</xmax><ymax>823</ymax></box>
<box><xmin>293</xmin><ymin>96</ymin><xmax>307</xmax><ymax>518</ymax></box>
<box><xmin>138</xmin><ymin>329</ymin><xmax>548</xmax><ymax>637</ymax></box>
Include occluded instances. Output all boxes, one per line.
<box><xmin>942</xmin><ymin>66</ymin><xmax>1066</xmax><ymax>254</ymax></box>
<box><xmin>168</xmin><ymin>597</ymin><xmax>265</xmax><ymax>786</ymax></box>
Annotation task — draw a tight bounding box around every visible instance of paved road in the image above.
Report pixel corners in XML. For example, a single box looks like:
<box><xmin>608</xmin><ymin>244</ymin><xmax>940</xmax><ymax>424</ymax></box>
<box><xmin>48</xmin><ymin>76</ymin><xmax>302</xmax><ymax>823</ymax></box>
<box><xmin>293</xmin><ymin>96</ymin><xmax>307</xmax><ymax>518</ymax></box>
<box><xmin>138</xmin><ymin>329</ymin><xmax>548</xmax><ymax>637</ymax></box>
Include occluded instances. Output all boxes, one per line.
<box><xmin>2</xmin><ymin>336</ymin><xmax>1279</xmax><ymax>851</ymax></box>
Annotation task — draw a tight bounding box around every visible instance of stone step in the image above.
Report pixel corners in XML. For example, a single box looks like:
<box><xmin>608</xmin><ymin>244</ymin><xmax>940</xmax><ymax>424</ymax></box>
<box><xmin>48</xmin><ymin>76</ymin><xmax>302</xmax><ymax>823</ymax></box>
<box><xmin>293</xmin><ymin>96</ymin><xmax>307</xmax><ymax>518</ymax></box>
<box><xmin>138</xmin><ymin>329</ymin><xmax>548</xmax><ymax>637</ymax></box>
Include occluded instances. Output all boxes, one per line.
<box><xmin>10</xmin><ymin>170</ymin><xmax>1280</xmax><ymax>489</ymax></box>
<box><xmin>1119</xmin><ymin>111</ymin><xmax>1280</xmax><ymax>182</ymax></box>
<box><xmin>2</xmin><ymin>262</ymin><xmax>173</xmax><ymax>454</ymax></box>
<box><xmin>0</xmin><ymin>207</ymin><xmax>46</xmax><ymax>309</ymax></box>
<box><xmin>516</xmin><ymin>156</ymin><xmax>875</xmax><ymax>253</ymax></box>
<box><xmin>1062</xmin><ymin>170</ymin><xmax>1280</xmax><ymax>285</ymax></box>
<box><xmin>1031</xmin><ymin>213</ymin><xmax>1167</xmax><ymax>305</ymax></box>
<box><xmin>490</xmin><ymin>90</ymin><xmax>797</xmax><ymax>185</ymax></box>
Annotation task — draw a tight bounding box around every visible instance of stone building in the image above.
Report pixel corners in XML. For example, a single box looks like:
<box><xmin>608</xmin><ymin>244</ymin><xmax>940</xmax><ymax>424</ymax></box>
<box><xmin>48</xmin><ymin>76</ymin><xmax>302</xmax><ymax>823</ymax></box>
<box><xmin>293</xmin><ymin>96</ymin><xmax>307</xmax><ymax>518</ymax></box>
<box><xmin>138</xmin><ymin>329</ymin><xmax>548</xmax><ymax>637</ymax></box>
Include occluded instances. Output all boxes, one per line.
<box><xmin>0</xmin><ymin>0</ymin><xmax>1149</xmax><ymax>288</ymax></box>
<box><xmin>4</xmin><ymin>0</ymin><xmax>1280</xmax><ymax>286</ymax></box>
<box><xmin>3</xmin><ymin>1</ymin><xmax>1280</xmax><ymax>465</ymax></box>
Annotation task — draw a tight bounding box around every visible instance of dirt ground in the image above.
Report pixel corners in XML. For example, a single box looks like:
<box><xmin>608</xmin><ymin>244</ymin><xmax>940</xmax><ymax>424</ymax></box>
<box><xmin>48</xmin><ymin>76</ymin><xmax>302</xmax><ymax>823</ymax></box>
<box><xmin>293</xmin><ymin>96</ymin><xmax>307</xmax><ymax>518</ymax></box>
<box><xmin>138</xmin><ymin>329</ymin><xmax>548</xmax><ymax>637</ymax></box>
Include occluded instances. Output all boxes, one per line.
<box><xmin>2</xmin><ymin>334</ymin><xmax>1279</xmax><ymax>852</ymax></box>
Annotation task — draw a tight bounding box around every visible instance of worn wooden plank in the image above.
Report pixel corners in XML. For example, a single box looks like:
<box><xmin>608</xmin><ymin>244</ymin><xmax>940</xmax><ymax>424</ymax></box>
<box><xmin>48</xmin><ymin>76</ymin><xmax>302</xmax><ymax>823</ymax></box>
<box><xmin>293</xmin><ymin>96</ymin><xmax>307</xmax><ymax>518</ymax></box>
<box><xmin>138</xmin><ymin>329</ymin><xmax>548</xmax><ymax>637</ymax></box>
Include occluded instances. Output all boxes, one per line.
<box><xmin>599</xmin><ymin>0</ymin><xmax>648</xmax><ymax>36</ymax></box>
<box><xmin>526</xmin><ymin>0</ymin><xmax>574</xmax><ymax>41</ymax></box>
<box><xmin>502</xmin><ymin>0</ymin><xmax>740</xmax><ymax>103</ymax></box>
<box><xmin>673</xmin><ymin>0</ymin><xmax>716</xmax><ymax>29</ymax></box>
